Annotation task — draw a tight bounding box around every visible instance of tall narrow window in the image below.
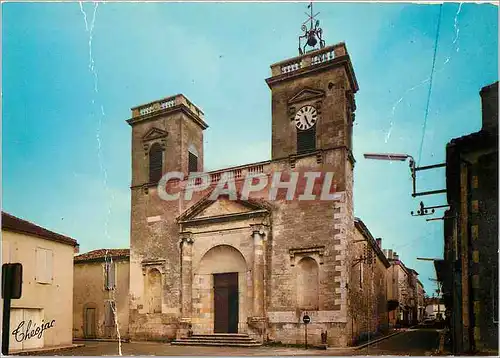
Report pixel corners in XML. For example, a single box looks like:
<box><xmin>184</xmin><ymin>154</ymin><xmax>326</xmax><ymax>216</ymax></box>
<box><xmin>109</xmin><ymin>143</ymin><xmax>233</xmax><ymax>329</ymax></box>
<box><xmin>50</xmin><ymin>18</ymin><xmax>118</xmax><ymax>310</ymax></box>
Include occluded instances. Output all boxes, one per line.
<box><xmin>188</xmin><ymin>151</ymin><xmax>198</xmax><ymax>173</ymax></box>
<box><xmin>104</xmin><ymin>261</ymin><xmax>116</xmax><ymax>290</ymax></box>
<box><xmin>360</xmin><ymin>262</ymin><xmax>364</xmax><ymax>288</ymax></box>
<box><xmin>149</xmin><ymin>143</ymin><xmax>163</xmax><ymax>183</ymax></box>
<box><xmin>188</xmin><ymin>145</ymin><xmax>199</xmax><ymax>174</ymax></box>
<box><xmin>35</xmin><ymin>247</ymin><xmax>53</xmax><ymax>284</ymax></box>
<box><xmin>297</xmin><ymin>126</ymin><xmax>316</xmax><ymax>154</ymax></box>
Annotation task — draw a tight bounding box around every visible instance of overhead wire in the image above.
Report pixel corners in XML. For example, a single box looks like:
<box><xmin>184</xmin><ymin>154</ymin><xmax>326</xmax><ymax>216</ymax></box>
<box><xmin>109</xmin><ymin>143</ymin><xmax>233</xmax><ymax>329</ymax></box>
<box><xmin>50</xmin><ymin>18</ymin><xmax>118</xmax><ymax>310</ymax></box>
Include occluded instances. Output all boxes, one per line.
<box><xmin>417</xmin><ymin>4</ymin><xmax>443</xmax><ymax>166</ymax></box>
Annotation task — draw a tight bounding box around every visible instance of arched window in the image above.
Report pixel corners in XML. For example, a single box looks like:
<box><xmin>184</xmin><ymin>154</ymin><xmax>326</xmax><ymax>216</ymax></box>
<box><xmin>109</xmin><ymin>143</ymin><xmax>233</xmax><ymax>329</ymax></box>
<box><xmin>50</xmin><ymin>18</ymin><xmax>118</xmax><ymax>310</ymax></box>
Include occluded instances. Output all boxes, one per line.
<box><xmin>188</xmin><ymin>145</ymin><xmax>198</xmax><ymax>174</ymax></box>
<box><xmin>145</xmin><ymin>268</ymin><xmax>162</xmax><ymax>313</ymax></box>
<box><xmin>149</xmin><ymin>143</ymin><xmax>163</xmax><ymax>183</ymax></box>
<box><xmin>297</xmin><ymin>257</ymin><xmax>319</xmax><ymax>310</ymax></box>
<box><xmin>297</xmin><ymin>127</ymin><xmax>316</xmax><ymax>154</ymax></box>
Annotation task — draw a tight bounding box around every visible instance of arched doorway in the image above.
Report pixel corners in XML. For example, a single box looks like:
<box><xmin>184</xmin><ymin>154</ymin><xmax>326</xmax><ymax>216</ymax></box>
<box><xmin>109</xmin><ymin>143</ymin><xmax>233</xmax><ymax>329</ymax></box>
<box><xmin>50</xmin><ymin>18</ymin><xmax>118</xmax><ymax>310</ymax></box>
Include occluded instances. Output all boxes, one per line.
<box><xmin>195</xmin><ymin>245</ymin><xmax>248</xmax><ymax>334</ymax></box>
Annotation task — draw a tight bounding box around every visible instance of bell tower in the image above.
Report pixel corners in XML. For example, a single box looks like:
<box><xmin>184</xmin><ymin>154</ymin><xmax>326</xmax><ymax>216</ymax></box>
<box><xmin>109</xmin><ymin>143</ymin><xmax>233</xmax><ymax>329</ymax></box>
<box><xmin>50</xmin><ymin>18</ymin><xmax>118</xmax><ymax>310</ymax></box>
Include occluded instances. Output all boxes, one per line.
<box><xmin>127</xmin><ymin>94</ymin><xmax>208</xmax><ymax>189</ymax></box>
<box><xmin>265</xmin><ymin>5</ymin><xmax>358</xmax><ymax>160</ymax></box>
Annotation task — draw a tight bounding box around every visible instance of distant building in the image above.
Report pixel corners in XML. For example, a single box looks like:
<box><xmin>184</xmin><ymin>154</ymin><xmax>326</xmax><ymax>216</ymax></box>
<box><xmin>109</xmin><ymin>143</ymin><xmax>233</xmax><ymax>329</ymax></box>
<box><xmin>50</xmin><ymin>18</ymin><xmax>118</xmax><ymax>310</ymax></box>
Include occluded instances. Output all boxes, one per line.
<box><xmin>424</xmin><ymin>297</ymin><xmax>446</xmax><ymax>321</ymax></box>
<box><xmin>349</xmin><ymin>219</ymin><xmax>390</xmax><ymax>344</ymax></box>
<box><xmin>73</xmin><ymin>249</ymin><xmax>130</xmax><ymax>340</ymax></box>
<box><xmin>383</xmin><ymin>250</ymin><xmax>419</xmax><ymax>327</ymax></box>
<box><xmin>440</xmin><ymin>81</ymin><xmax>498</xmax><ymax>354</ymax></box>
<box><xmin>416</xmin><ymin>280</ymin><xmax>426</xmax><ymax>322</ymax></box>
<box><xmin>1</xmin><ymin>212</ymin><xmax>79</xmax><ymax>353</ymax></box>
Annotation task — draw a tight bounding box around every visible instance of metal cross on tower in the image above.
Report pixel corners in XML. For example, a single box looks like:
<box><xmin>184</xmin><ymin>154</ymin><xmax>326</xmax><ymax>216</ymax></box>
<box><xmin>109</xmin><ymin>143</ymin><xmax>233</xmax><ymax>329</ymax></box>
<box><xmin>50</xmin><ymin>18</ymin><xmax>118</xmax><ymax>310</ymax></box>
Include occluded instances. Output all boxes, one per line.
<box><xmin>298</xmin><ymin>2</ymin><xmax>326</xmax><ymax>55</ymax></box>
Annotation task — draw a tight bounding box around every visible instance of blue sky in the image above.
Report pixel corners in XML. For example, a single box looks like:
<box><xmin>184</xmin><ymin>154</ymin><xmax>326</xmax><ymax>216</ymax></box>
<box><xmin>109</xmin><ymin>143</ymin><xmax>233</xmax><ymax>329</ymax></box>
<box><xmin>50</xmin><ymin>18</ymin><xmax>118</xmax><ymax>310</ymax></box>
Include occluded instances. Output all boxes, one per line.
<box><xmin>2</xmin><ymin>1</ymin><xmax>498</xmax><ymax>294</ymax></box>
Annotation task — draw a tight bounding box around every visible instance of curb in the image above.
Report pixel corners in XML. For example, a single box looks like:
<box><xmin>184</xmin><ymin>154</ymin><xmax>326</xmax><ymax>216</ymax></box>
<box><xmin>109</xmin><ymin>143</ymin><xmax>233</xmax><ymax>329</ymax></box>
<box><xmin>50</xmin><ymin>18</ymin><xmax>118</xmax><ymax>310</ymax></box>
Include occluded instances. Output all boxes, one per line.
<box><xmin>14</xmin><ymin>343</ymin><xmax>84</xmax><ymax>356</ymax></box>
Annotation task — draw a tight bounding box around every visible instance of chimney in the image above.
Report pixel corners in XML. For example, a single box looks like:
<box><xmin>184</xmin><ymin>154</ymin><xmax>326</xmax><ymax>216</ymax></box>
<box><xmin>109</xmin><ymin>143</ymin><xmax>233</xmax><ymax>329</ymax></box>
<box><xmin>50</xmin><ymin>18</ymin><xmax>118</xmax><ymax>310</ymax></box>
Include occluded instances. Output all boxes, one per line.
<box><xmin>480</xmin><ymin>81</ymin><xmax>498</xmax><ymax>133</ymax></box>
<box><xmin>388</xmin><ymin>249</ymin><xmax>393</xmax><ymax>260</ymax></box>
<box><xmin>376</xmin><ymin>238</ymin><xmax>382</xmax><ymax>248</ymax></box>
<box><xmin>394</xmin><ymin>252</ymin><xmax>399</xmax><ymax>261</ymax></box>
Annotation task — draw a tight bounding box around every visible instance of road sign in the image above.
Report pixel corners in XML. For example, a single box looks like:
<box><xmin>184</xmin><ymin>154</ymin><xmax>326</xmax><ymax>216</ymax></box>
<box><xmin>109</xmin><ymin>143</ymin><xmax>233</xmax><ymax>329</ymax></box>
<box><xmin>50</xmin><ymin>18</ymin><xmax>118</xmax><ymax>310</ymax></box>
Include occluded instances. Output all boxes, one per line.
<box><xmin>2</xmin><ymin>263</ymin><xmax>23</xmax><ymax>356</ymax></box>
<box><xmin>2</xmin><ymin>263</ymin><xmax>23</xmax><ymax>299</ymax></box>
<box><xmin>302</xmin><ymin>314</ymin><xmax>311</xmax><ymax>349</ymax></box>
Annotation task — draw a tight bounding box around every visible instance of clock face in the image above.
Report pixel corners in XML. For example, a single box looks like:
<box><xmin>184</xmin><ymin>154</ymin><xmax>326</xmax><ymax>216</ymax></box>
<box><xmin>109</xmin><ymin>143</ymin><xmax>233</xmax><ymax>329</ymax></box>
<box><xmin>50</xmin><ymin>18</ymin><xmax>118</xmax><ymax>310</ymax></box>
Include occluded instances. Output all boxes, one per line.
<box><xmin>294</xmin><ymin>105</ymin><xmax>318</xmax><ymax>131</ymax></box>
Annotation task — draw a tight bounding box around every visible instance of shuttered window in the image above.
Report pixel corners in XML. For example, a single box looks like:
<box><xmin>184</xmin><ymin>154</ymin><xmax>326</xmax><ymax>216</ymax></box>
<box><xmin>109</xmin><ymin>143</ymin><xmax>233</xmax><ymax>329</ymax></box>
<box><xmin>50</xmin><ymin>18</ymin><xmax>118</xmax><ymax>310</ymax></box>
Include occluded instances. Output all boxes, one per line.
<box><xmin>149</xmin><ymin>143</ymin><xmax>163</xmax><ymax>183</ymax></box>
<box><xmin>360</xmin><ymin>262</ymin><xmax>364</xmax><ymax>288</ymax></box>
<box><xmin>104</xmin><ymin>301</ymin><xmax>116</xmax><ymax>327</ymax></box>
<box><xmin>104</xmin><ymin>261</ymin><xmax>116</xmax><ymax>290</ymax></box>
<box><xmin>188</xmin><ymin>151</ymin><xmax>198</xmax><ymax>174</ymax></box>
<box><xmin>297</xmin><ymin>126</ymin><xmax>316</xmax><ymax>154</ymax></box>
<box><xmin>35</xmin><ymin>248</ymin><xmax>53</xmax><ymax>284</ymax></box>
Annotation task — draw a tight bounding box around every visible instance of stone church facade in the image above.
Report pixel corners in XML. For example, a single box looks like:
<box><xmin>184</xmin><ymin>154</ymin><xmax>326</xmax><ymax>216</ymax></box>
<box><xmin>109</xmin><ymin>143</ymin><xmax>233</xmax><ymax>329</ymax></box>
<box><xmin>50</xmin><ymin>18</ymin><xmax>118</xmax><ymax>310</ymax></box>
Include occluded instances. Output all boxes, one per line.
<box><xmin>126</xmin><ymin>41</ymin><xmax>362</xmax><ymax>346</ymax></box>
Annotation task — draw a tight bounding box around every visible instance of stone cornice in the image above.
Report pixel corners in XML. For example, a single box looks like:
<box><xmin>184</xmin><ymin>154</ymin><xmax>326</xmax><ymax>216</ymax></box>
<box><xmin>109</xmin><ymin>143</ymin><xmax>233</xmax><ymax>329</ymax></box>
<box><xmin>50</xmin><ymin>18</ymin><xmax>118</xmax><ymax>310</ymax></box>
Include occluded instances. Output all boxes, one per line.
<box><xmin>266</xmin><ymin>55</ymin><xmax>359</xmax><ymax>93</ymax></box>
<box><xmin>127</xmin><ymin>104</ymin><xmax>208</xmax><ymax>130</ymax></box>
<box><xmin>179</xmin><ymin>209</ymin><xmax>269</xmax><ymax>226</ymax></box>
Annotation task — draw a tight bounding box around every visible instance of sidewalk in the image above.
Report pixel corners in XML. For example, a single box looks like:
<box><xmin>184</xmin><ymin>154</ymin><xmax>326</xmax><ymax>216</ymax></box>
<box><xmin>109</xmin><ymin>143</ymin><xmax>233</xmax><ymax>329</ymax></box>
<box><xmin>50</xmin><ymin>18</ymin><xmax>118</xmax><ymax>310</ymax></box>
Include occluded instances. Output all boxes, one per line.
<box><xmin>11</xmin><ymin>343</ymin><xmax>85</xmax><ymax>356</ymax></box>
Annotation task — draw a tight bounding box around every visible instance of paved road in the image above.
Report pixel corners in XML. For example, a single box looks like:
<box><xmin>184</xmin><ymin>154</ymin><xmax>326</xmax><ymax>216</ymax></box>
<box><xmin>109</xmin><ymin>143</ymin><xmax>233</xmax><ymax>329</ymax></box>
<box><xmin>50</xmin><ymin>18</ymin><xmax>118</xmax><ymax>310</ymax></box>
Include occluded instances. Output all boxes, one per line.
<box><xmin>27</xmin><ymin>328</ymin><xmax>442</xmax><ymax>356</ymax></box>
<box><xmin>356</xmin><ymin>328</ymin><xmax>442</xmax><ymax>356</ymax></box>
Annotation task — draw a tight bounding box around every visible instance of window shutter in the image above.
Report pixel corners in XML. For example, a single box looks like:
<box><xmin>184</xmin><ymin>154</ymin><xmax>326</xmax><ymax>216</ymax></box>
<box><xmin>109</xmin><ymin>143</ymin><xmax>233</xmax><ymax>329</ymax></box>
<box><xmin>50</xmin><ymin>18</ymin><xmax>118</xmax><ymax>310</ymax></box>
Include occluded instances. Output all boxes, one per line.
<box><xmin>109</xmin><ymin>262</ymin><xmax>116</xmax><ymax>290</ymax></box>
<box><xmin>104</xmin><ymin>301</ymin><xmax>116</xmax><ymax>327</ymax></box>
<box><xmin>36</xmin><ymin>248</ymin><xmax>47</xmax><ymax>283</ymax></box>
<box><xmin>104</xmin><ymin>301</ymin><xmax>112</xmax><ymax>326</ymax></box>
<box><xmin>149</xmin><ymin>143</ymin><xmax>163</xmax><ymax>183</ymax></box>
<box><xmin>297</xmin><ymin>126</ymin><xmax>316</xmax><ymax>154</ymax></box>
<box><xmin>188</xmin><ymin>152</ymin><xmax>198</xmax><ymax>173</ymax></box>
<box><xmin>46</xmin><ymin>249</ymin><xmax>53</xmax><ymax>283</ymax></box>
<box><xmin>35</xmin><ymin>248</ymin><xmax>42</xmax><ymax>282</ymax></box>
<box><xmin>104</xmin><ymin>262</ymin><xmax>109</xmax><ymax>290</ymax></box>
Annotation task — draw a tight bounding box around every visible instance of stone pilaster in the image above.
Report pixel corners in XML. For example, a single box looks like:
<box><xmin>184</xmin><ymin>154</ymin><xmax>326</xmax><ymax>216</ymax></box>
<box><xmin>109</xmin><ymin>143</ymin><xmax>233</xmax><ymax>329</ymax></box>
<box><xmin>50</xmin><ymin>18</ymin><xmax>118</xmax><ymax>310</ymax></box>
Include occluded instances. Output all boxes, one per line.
<box><xmin>180</xmin><ymin>232</ymin><xmax>194</xmax><ymax>320</ymax></box>
<box><xmin>251</xmin><ymin>225</ymin><xmax>265</xmax><ymax>318</ymax></box>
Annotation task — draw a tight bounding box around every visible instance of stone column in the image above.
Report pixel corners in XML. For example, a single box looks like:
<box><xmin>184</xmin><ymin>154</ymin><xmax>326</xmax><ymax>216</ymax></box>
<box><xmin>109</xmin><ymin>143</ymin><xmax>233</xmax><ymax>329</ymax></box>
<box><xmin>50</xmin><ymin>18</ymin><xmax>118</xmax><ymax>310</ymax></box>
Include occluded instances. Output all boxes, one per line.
<box><xmin>180</xmin><ymin>232</ymin><xmax>194</xmax><ymax>320</ymax></box>
<box><xmin>251</xmin><ymin>226</ymin><xmax>265</xmax><ymax>317</ymax></box>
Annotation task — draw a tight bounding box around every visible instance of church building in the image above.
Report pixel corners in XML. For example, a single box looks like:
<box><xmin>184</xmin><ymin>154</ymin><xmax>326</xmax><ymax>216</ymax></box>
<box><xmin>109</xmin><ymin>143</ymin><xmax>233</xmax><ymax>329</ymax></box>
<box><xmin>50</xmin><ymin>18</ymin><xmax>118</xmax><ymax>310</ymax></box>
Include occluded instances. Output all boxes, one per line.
<box><xmin>125</xmin><ymin>16</ymin><xmax>377</xmax><ymax>346</ymax></box>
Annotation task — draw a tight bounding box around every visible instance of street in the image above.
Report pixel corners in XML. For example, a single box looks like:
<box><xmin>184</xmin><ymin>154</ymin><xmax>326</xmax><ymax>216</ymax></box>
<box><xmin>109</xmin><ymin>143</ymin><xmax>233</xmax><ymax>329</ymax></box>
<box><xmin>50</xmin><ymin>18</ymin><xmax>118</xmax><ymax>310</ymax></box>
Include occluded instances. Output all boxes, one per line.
<box><xmin>356</xmin><ymin>327</ymin><xmax>442</xmax><ymax>356</ymax></box>
<box><xmin>27</xmin><ymin>327</ymin><xmax>442</xmax><ymax>356</ymax></box>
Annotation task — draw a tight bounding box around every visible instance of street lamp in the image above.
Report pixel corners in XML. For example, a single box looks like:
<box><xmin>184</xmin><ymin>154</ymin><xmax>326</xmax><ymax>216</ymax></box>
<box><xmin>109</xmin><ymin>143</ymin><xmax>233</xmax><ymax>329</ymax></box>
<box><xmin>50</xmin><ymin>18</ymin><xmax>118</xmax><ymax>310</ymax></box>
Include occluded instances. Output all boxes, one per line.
<box><xmin>363</xmin><ymin>153</ymin><xmax>414</xmax><ymax>163</ymax></box>
<box><xmin>363</xmin><ymin>152</ymin><xmax>447</xmax><ymax>199</ymax></box>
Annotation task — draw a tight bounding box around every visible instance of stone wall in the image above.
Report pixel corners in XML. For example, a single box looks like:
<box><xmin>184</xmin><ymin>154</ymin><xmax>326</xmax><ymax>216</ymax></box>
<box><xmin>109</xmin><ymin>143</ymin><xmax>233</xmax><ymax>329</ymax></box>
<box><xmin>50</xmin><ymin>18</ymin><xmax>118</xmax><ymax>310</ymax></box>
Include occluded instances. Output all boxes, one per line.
<box><xmin>73</xmin><ymin>259</ymin><xmax>130</xmax><ymax>339</ymax></box>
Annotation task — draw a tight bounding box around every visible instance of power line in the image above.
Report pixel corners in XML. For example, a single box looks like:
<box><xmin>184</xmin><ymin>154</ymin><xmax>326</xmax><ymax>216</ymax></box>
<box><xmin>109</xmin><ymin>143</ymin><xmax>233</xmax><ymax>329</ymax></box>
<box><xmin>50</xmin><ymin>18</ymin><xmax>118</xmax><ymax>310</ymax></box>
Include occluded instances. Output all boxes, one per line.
<box><xmin>417</xmin><ymin>4</ymin><xmax>443</xmax><ymax>166</ymax></box>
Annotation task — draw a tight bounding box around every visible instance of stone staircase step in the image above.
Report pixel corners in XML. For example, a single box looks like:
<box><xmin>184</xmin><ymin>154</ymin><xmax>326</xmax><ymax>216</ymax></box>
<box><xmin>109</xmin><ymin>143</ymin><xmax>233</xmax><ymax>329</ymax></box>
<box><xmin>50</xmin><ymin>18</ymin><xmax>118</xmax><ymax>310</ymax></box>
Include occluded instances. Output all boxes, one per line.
<box><xmin>191</xmin><ymin>333</ymin><xmax>249</xmax><ymax>337</ymax></box>
<box><xmin>171</xmin><ymin>341</ymin><xmax>262</xmax><ymax>347</ymax></box>
<box><xmin>187</xmin><ymin>336</ymin><xmax>254</xmax><ymax>341</ymax></box>
<box><xmin>174</xmin><ymin>338</ymin><xmax>254</xmax><ymax>344</ymax></box>
<box><xmin>172</xmin><ymin>333</ymin><xmax>262</xmax><ymax>347</ymax></box>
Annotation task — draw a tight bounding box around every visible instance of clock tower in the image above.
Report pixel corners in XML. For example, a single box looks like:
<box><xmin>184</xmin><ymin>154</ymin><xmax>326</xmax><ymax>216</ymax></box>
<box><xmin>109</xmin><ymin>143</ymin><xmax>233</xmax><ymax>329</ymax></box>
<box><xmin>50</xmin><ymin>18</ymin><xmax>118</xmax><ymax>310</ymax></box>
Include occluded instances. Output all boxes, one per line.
<box><xmin>265</xmin><ymin>42</ymin><xmax>358</xmax><ymax>160</ymax></box>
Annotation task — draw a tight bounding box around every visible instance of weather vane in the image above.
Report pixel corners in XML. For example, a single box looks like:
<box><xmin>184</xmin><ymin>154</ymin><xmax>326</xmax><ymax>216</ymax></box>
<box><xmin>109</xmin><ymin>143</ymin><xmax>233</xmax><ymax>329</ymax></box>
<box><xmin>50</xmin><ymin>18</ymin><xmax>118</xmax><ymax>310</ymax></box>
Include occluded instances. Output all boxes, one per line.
<box><xmin>298</xmin><ymin>1</ymin><xmax>326</xmax><ymax>55</ymax></box>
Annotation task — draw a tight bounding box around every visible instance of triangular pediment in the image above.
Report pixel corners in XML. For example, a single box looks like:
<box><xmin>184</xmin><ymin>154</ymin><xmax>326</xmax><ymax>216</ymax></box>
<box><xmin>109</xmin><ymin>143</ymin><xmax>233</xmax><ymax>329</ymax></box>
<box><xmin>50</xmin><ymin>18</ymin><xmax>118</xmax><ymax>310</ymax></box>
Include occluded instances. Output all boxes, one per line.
<box><xmin>288</xmin><ymin>87</ymin><xmax>325</xmax><ymax>104</ymax></box>
<box><xmin>143</xmin><ymin>127</ymin><xmax>168</xmax><ymax>142</ymax></box>
<box><xmin>177</xmin><ymin>191</ymin><xmax>270</xmax><ymax>223</ymax></box>
<box><xmin>195</xmin><ymin>199</ymin><xmax>254</xmax><ymax>219</ymax></box>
